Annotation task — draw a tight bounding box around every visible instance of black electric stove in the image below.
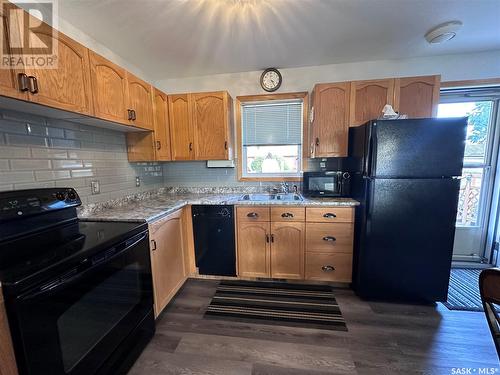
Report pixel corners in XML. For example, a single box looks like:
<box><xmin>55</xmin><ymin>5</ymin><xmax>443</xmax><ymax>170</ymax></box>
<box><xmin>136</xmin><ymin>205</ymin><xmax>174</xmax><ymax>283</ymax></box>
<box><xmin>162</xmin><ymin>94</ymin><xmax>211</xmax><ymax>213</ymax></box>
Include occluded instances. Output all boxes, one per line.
<box><xmin>0</xmin><ymin>188</ymin><xmax>154</xmax><ymax>375</ymax></box>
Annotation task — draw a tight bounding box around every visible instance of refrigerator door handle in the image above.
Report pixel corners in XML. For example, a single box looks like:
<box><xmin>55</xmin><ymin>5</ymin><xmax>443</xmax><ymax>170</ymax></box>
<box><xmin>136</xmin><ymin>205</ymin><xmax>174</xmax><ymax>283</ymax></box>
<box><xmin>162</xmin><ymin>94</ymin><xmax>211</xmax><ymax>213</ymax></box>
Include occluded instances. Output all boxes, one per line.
<box><xmin>365</xmin><ymin>123</ymin><xmax>376</xmax><ymax>177</ymax></box>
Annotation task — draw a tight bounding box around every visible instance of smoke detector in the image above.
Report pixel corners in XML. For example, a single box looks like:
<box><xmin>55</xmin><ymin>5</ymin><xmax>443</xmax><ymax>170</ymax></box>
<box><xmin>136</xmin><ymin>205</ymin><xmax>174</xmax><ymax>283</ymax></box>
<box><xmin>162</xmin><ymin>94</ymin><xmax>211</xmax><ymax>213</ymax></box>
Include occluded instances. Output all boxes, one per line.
<box><xmin>425</xmin><ymin>21</ymin><xmax>463</xmax><ymax>44</ymax></box>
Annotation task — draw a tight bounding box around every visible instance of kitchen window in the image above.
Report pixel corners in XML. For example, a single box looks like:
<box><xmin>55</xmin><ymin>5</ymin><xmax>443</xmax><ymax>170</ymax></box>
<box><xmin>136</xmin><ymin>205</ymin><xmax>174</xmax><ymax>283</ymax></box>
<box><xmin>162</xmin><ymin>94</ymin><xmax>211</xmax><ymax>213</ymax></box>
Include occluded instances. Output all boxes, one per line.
<box><xmin>236</xmin><ymin>92</ymin><xmax>308</xmax><ymax>181</ymax></box>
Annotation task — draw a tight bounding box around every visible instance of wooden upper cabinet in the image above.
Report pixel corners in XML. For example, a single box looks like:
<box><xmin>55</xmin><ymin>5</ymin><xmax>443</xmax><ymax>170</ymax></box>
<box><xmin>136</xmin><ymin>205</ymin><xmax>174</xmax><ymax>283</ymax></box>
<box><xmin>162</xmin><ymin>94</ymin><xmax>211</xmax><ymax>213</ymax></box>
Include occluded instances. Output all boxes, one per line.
<box><xmin>168</xmin><ymin>94</ymin><xmax>193</xmax><ymax>160</ymax></box>
<box><xmin>237</xmin><ymin>222</ymin><xmax>271</xmax><ymax>278</ymax></box>
<box><xmin>89</xmin><ymin>51</ymin><xmax>129</xmax><ymax>124</ymax></box>
<box><xmin>311</xmin><ymin>82</ymin><xmax>350</xmax><ymax>157</ymax></box>
<box><xmin>192</xmin><ymin>91</ymin><xmax>231</xmax><ymax>160</ymax></box>
<box><xmin>349</xmin><ymin>79</ymin><xmax>395</xmax><ymax>126</ymax></box>
<box><xmin>21</xmin><ymin>16</ymin><xmax>93</xmax><ymax>115</ymax></box>
<box><xmin>270</xmin><ymin>222</ymin><xmax>305</xmax><ymax>279</ymax></box>
<box><xmin>394</xmin><ymin>75</ymin><xmax>441</xmax><ymax>118</ymax></box>
<box><xmin>0</xmin><ymin>4</ymin><xmax>27</xmax><ymax>100</ymax></box>
<box><xmin>153</xmin><ymin>88</ymin><xmax>172</xmax><ymax>161</ymax></box>
<box><xmin>127</xmin><ymin>73</ymin><xmax>154</xmax><ymax>130</ymax></box>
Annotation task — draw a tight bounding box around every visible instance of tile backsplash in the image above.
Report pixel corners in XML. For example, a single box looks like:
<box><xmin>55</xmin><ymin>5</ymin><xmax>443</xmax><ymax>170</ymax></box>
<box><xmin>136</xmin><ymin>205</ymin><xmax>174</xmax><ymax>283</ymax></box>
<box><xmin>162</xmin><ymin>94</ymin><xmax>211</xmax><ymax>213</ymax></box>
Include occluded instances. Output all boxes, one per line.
<box><xmin>0</xmin><ymin>109</ymin><xmax>163</xmax><ymax>204</ymax></box>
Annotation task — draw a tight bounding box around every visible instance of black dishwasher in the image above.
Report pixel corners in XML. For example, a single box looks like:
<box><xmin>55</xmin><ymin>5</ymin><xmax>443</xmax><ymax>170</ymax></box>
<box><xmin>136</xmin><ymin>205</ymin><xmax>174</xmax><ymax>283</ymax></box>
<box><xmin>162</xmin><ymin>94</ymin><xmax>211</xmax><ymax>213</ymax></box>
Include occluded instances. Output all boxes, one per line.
<box><xmin>192</xmin><ymin>205</ymin><xmax>236</xmax><ymax>277</ymax></box>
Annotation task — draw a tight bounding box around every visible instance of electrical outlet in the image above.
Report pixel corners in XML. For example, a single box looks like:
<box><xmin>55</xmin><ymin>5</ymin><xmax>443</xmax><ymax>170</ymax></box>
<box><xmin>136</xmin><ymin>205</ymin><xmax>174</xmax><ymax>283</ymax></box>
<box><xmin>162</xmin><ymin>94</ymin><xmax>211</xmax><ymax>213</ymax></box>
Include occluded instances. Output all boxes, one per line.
<box><xmin>135</xmin><ymin>177</ymin><xmax>141</xmax><ymax>187</ymax></box>
<box><xmin>90</xmin><ymin>180</ymin><xmax>100</xmax><ymax>195</ymax></box>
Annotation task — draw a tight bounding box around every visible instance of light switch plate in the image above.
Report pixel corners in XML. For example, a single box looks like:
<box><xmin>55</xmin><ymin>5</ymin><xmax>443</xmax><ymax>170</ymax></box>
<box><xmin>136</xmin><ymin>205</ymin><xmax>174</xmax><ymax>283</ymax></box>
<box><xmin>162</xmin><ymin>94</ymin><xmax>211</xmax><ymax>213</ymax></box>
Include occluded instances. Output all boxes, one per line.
<box><xmin>90</xmin><ymin>180</ymin><xmax>100</xmax><ymax>195</ymax></box>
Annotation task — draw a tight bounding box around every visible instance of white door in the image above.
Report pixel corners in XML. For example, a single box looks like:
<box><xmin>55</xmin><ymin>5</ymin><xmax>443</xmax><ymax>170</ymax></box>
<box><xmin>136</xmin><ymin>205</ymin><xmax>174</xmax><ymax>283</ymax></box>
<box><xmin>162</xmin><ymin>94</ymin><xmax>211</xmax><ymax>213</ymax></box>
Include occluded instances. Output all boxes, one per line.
<box><xmin>438</xmin><ymin>90</ymin><xmax>500</xmax><ymax>263</ymax></box>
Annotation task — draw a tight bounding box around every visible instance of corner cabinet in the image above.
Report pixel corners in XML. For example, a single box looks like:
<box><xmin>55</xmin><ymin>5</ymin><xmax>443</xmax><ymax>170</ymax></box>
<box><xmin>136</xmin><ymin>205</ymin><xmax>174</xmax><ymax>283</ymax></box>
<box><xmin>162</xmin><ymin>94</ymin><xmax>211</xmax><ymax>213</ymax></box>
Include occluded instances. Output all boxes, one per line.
<box><xmin>149</xmin><ymin>209</ymin><xmax>187</xmax><ymax>317</ymax></box>
<box><xmin>126</xmin><ymin>88</ymin><xmax>171</xmax><ymax>162</ymax></box>
<box><xmin>169</xmin><ymin>91</ymin><xmax>233</xmax><ymax>161</ymax></box>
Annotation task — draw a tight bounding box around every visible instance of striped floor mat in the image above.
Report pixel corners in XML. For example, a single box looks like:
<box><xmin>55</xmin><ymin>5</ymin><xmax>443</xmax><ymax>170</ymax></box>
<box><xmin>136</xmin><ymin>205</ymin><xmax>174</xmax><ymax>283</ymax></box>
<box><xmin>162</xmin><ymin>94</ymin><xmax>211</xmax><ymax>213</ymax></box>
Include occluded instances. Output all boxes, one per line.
<box><xmin>444</xmin><ymin>268</ymin><xmax>486</xmax><ymax>312</ymax></box>
<box><xmin>204</xmin><ymin>280</ymin><xmax>347</xmax><ymax>331</ymax></box>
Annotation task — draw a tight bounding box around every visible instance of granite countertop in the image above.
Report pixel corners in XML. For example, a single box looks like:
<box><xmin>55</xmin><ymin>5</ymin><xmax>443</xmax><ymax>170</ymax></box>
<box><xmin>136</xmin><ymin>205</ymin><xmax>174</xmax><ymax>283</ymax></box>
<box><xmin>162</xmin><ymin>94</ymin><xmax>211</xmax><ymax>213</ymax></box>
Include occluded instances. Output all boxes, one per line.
<box><xmin>78</xmin><ymin>189</ymin><xmax>359</xmax><ymax>223</ymax></box>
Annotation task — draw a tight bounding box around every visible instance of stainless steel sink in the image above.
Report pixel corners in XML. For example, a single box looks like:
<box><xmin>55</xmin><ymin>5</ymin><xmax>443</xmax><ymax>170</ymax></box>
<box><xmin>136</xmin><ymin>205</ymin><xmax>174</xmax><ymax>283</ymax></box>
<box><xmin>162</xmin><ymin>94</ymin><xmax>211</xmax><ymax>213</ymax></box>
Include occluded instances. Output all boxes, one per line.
<box><xmin>239</xmin><ymin>193</ymin><xmax>303</xmax><ymax>202</ymax></box>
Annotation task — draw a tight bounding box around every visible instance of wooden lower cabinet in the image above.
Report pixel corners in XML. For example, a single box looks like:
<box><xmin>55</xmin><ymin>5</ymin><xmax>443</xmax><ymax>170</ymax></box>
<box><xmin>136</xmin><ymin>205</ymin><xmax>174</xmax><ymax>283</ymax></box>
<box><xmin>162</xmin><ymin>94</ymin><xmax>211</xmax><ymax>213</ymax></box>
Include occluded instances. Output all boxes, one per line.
<box><xmin>236</xmin><ymin>206</ymin><xmax>351</xmax><ymax>282</ymax></box>
<box><xmin>305</xmin><ymin>253</ymin><xmax>352</xmax><ymax>282</ymax></box>
<box><xmin>0</xmin><ymin>287</ymin><xmax>18</xmax><ymax>375</ymax></box>
<box><xmin>270</xmin><ymin>222</ymin><xmax>304</xmax><ymax>279</ymax></box>
<box><xmin>149</xmin><ymin>209</ymin><xmax>187</xmax><ymax>317</ymax></box>
<box><xmin>237</xmin><ymin>222</ymin><xmax>271</xmax><ymax>278</ymax></box>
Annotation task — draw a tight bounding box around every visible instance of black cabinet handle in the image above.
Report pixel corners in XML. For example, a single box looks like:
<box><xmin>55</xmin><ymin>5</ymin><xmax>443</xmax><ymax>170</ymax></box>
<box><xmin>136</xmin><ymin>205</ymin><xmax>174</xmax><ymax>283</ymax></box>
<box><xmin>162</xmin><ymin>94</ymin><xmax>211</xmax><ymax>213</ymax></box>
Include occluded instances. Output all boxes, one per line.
<box><xmin>28</xmin><ymin>76</ymin><xmax>38</xmax><ymax>94</ymax></box>
<box><xmin>224</xmin><ymin>141</ymin><xmax>228</xmax><ymax>150</ymax></box>
<box><xmin>281</xmin><ymin>212</ymin><xmax>294</xmax><ymax>218</ymax></box>
<box><xmin>18</xmin><ymin>73</ymin><xmax>29</xmax><ymax>92</ymax></box>
<box><xmin>265</xmin><ymin>234</ymin><xmax>270</xmax><ymax>243</ymax></box>
<box><xmin>247</xmin><ymin>212</ymin><xmax>259</xmax><ymax>218</ymax></box>
<box><xmin>323</xmin><ymin>213</ymin><xmax>337</xmax><ymax>218</ymax></box>
<box><xmin>127</xmin><ymin>109</ymin><xmax>133</xmax><ymax>120</ymax></box>
<box><xmin>271</xmin><ymin>234</ymin><xmax>274</xmax><ymax>243</ymax></box>
<box><xmin>315</xmin><ymin>137</ymin><xmax>320</xmax><ymax>146</ymax></box>
<box><xmin>156</xmin><ymin>141</ymin><xmax>161</xmax><ymax>150</ymax></box>
<box><xmin>151</xmin><ymin>239</ymin><xmax>157</xmax><ymax>251</ymax></box>
<box><xmin>189</xmin><ymin>142</ymin><xmax>193</xmax><ymax>151</ymax></box>
<box><xmin>321</xmin><ymin>265</ymin><xmax>335</xmax><ymax>272</ymax></box>
<box><xmin>131</xmin><ymin>109</ymin><xmax>137</xmax><ymax>121</ymax></box>
<box><xmin>322</xmin><ymin>236</ymin><xmax>336</xmax><ymax>242</ymax></box>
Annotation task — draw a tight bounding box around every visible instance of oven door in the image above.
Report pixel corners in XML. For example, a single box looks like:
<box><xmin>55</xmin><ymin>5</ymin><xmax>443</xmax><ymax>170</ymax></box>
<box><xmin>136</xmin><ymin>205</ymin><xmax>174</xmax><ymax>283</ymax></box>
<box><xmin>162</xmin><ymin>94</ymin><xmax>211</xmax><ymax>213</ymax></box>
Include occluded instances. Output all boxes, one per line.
<box><xmin>304</xmin><ymin>173</ymin><xmax>341</xmax><ymax>197</ymax></box>
<box><xmin>11</xmin><ymin>231</ymin><xmax>153</xmax><ymax>375</ymax></box>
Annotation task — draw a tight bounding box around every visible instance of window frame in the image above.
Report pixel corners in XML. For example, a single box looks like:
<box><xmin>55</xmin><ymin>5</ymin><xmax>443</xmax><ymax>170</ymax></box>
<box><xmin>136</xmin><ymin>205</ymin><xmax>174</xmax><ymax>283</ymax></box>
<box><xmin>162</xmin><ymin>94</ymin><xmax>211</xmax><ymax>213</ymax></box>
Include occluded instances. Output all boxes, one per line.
<box><xmin>235</xmin><ymin>92</ymin><xmax>308</xmax><ymax>182</ymax></box>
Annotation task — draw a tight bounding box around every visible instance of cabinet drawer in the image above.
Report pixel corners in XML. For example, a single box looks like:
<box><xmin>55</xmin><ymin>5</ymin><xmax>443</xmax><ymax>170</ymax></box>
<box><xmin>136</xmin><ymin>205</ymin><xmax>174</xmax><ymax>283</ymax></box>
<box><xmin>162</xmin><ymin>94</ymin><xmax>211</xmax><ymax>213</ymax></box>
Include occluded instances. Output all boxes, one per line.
<box><xmin>306</xmin><ymin>223</ymin><xmax>353</xmax><ymax>253</ymax></box>
<box><xmin>236</xmin><ymin>206</ymin><xmax>270</xmax><ymax>222</ymax></box>
<box><xmin>306</xmin><ymin>207</ymin><xmax>354</xmax><ymax>223</ymax></box>
<box><xmin>305</xmin><ymin>253</ymin><xmax>352</xmax><ymax>282</ymax></box>
<box><xmin>271</xmin><ymin>207</ymin><xmax>305</xmax><ymax>222</ymax></box>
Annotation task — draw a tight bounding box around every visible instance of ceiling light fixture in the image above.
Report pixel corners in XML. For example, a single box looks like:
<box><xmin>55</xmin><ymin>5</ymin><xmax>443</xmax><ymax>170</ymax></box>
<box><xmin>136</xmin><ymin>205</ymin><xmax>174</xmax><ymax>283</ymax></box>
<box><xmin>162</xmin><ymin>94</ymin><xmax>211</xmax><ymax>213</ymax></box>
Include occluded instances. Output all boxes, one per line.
<box><xmin>425</xmin><ymin>21</ymin><xmax>463</xmax><ymax>44</ymax></box>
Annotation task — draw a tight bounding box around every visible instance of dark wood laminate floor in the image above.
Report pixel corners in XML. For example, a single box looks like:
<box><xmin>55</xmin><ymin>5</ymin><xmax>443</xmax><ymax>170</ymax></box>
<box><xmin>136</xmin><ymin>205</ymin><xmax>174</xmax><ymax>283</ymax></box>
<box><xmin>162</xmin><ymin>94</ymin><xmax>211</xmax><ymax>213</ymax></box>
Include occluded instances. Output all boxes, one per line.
<box><xmin>129</xmin><ymin>279</ymin><xmax>499</xmax><ymax>375</ymax></box>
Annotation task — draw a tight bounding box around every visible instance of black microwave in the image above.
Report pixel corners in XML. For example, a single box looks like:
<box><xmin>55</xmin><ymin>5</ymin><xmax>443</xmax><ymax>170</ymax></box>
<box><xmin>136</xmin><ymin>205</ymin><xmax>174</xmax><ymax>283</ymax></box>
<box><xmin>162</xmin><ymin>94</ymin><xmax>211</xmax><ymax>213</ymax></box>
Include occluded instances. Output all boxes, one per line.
<box><xmin>303</xmin><ymin>171</ymin><xmax>351</xmax><ymax>197</ymax></box>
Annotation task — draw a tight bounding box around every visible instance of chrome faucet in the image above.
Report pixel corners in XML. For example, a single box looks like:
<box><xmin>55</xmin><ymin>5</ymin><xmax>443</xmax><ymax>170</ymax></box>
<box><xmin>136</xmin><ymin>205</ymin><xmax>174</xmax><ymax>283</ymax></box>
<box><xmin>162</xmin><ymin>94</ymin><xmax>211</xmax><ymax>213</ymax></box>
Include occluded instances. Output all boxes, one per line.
<box><xmin>280</xmin><ymin>182</ymin><xmax>290</xmax><ymax>194</ymax></box>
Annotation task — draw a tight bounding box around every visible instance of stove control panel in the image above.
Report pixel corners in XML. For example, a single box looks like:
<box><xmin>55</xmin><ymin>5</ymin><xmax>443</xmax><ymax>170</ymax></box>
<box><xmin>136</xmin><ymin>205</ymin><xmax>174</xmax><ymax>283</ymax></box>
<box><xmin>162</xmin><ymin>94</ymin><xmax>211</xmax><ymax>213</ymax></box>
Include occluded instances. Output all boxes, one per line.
<box><xmin>0</xmin><ymin>188</ymin><xmax>81</xmax><ymax>221</ymax></box>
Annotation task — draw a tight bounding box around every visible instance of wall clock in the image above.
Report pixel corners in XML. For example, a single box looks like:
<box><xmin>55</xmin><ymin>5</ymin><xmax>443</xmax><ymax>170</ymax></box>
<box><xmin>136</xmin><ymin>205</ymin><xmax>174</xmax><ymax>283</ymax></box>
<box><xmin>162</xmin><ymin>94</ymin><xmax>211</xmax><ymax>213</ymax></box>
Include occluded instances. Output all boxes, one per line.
<box><xmin>260</xmin><ymin>68</ymin><xmax>282</xmax><ymax>92</ymax></box>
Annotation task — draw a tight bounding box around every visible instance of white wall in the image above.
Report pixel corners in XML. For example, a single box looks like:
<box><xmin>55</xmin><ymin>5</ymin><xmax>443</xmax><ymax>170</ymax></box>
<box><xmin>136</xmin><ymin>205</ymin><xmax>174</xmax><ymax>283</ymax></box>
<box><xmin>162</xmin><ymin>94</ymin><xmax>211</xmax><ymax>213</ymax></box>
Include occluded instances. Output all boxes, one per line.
<box><xmin>156</xmin><ymin>50</ymin><xmax>500</xmax><ymax>96</ymax></box>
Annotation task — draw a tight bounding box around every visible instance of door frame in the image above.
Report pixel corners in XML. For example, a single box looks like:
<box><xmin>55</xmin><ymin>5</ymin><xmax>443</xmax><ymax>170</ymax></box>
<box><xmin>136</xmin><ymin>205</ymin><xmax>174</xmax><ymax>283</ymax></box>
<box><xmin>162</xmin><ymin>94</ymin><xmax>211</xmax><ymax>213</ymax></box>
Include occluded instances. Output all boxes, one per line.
<box><xmin>440</xmin><ymin>90</ymin><xmax>500</xmax><ymax>264</ymax></box>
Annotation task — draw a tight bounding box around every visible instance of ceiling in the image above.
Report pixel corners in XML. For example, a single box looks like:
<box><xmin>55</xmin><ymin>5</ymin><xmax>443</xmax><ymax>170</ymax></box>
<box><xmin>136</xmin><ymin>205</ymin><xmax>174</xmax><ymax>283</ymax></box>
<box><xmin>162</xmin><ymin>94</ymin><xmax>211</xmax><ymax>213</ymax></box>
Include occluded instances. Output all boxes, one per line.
<box><xmin>57</xmin><ymin>0</ymin><xmax>500</xmax><ymax>80</ymax></box>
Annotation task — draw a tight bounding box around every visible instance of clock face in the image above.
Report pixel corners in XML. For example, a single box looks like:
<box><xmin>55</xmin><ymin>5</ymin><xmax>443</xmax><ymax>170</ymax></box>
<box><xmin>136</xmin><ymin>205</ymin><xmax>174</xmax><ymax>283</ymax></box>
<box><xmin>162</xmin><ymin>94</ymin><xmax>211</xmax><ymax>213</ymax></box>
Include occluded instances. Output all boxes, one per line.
<box><xmin>260</xmin><ymin>68</ymin><xmax>282</xmax><ymax>92</ymax></box>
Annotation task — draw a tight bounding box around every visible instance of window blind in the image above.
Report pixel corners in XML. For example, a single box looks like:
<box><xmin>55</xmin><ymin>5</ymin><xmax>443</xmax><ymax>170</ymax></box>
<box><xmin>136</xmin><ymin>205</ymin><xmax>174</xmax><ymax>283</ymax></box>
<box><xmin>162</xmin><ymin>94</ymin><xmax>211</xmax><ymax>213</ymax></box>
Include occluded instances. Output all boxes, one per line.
<box><xmin>242</xmin><ymin>100</ymin><xmax>303</xmax><ymax>146</ymax></box>
<box><xmin>440</xmin><ymin>87</ymin><xmax>500</xmax><ymax>103</ymax></box>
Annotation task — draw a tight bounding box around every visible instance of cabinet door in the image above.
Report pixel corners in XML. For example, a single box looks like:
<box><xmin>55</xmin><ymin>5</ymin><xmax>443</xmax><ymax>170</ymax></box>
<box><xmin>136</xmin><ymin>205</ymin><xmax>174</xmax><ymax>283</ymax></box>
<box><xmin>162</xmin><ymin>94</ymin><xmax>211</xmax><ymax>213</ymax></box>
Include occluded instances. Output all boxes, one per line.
<box><xmin>168</xmin><ymin>94</ymin><xmax>193</xmax><ymax>160</ymax></box>
<box><xmin>349</xmin><ymin>79</ymin><xmax>394</xmax><ymax>126</ymax></box>
<box><xmin>89</xmin><ymin>51</ymin><xmax>129</xmax><ymax>124</ymax></box>
<box><xmin>150</xmin><ymin>210</ymin><xmax>186</xmax><ymax>317</ymax></box>
<box><xmin>237</xmin><ymin>222</ymin><xmax>270</xmax><ymax>278</ymax></box>
<box><xmin>271</xmin><ymin>222</ymin><xmax>304</xmax><ymax>279</ymax></box>
<box><xmin>0</xmin><ymin>4</ymin><xmax>27</xmax><ymax>100</ymax></box>
<box><xmin>127</xmin><ymin>73</ymin><xmax>154</xmax><ymax>130</ymax></box>
<box><xmin>311</xmin><ymin>82</ymin><xmax>350</xmax><ymax>157</ymax></box>
<box><xmin>153</xmin><ymin>88</ymin><xmax>172</xmax><ymax>161</ymax></box>
<box><xmin>394</xmin><ymin>75</ymin><xmax>440</xmax><ymax>118</ymax></box>
<box><xmin>192</xmin><ymin>91</ymin><xmax>230</xmax><ymax>160</ymax></box>
<box><xmin>20</xmin><ymin>14</ymin><xmax>93</xmax><ymax>114</ymax></box>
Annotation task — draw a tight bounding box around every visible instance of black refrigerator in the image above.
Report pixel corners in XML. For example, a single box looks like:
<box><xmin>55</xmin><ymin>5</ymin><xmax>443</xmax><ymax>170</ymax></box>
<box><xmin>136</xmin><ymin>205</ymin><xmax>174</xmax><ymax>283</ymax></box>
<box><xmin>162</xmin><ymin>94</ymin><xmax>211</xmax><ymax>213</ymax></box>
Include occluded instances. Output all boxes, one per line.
<box><xmin>348</xmin><ymin>118</ymin><xmax>467</xmax><ymax>302</ymax></box>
